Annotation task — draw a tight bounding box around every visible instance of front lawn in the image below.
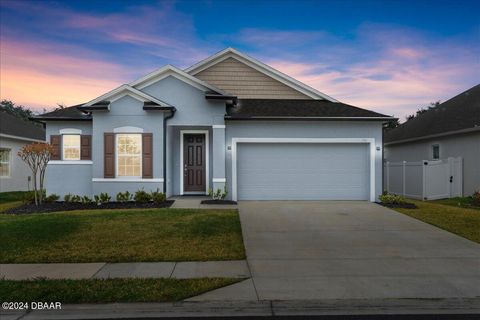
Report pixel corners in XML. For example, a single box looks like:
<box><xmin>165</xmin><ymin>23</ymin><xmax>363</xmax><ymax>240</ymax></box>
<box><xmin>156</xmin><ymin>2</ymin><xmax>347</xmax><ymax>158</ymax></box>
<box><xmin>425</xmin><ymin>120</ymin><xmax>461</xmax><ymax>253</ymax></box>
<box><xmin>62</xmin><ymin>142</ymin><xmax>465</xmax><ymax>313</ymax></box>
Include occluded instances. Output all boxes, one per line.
<box><xmin>393</xmin><ymin>200</ymin><xmax>480</xmax><ymax>244</ymax></box>
<box><xmin>0</xmin><ymin>278</ymin><xmax>240</xmax><ymax>303</ymax></box>
<box><xmin>0</xmin><ymin>201</ymin><xmax>23</xmax><ymax>213</ymax></box>
<box><xmin>433</xmin><ymin>196</ymin><xmax>480</xmax><ymax>210</ymax></box>
<box><xmin>0</xmin><ymin>208</ymin><xmax>245</xmax><ymax>263</ymax></box>
<box><xmin>0</xmin><ymin>191</ymin><xmax>29</xmax><ymax>204</ymax></box>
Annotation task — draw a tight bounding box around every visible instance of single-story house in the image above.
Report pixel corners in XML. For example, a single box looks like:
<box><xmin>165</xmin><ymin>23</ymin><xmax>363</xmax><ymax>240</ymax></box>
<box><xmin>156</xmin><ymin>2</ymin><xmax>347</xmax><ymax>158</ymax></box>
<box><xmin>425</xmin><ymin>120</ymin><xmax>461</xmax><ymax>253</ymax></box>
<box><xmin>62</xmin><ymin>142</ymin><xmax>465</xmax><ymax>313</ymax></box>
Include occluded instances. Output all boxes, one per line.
<box><xmin>384</xmin><ymin>84</ymin><xmax>480</xmax><ymax>196</ymax></box>
<box><xmin>0</xmin><ymin>111</ymin><xmax>46</xmax><ymax>192</ymax></box>
<box><xmin>34</xmin><ymin>48</ymin><xmax>394</xmax><ymax>201</ymax></box>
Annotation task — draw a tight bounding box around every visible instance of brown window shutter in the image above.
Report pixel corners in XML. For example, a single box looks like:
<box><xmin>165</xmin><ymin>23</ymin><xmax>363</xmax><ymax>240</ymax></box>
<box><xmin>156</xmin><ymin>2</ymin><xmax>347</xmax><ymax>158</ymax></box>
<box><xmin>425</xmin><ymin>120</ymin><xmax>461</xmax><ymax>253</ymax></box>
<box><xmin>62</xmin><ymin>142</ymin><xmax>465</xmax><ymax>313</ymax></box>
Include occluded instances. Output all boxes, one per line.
<box><xmin>80</xmin><ymin>135</ymin><xmax>92</xmax><ymax>160</ymax></box>
<box><xmin>142</xmin><ymin>133</ymin><xmax>153</xmax><ymax>178</ymax></box>
<box><xmin>50</xmin><ymin>135</ymin><xmax>61</xmax><ymax>160</ymax></box>
<box><xmin>104</xmin><ymin>133</ymin><xmax>115</xmax><ymax>178</ymax></box>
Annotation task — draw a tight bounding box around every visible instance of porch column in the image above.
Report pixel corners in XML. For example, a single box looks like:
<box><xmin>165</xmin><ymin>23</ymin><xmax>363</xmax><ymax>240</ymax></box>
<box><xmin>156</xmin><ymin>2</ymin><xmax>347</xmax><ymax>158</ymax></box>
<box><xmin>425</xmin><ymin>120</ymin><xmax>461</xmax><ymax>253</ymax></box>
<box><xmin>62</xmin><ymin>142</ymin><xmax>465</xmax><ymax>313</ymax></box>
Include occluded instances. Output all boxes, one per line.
<box><xmin>212</xmin><ymin>125</ymin><xmax>226</xmax><ymax>192</ymax></box>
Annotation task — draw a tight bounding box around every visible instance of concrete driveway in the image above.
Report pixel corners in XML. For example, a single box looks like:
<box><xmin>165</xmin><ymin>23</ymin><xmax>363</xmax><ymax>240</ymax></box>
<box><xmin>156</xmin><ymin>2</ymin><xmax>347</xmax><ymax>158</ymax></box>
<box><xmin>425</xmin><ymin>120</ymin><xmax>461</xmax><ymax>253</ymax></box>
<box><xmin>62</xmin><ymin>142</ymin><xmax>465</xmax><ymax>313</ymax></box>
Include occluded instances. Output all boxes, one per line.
<box><xmin>191</xmin><ymin>201</ymin><xmax>480</xmax><ymax>301</ymax></box>
<box><xmin>242</xmin><ymin>201</ymin><xmax>480</xmax><ymax>300</ymax></box>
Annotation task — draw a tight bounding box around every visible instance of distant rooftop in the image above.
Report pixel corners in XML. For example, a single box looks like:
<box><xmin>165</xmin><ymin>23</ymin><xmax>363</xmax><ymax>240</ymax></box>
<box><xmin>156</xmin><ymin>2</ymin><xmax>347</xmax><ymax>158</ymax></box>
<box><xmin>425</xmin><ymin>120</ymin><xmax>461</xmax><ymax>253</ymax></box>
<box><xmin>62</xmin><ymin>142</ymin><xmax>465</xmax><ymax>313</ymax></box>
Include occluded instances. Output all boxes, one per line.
<box><xmin>385</xmin><ymin>84</ymin><xmax>480</xmax><ymax>144</ymax></box>
<box><xmin>0</xmin><ymin>111</ymin><xmax>46</xmax><ymax>141</ymax></box>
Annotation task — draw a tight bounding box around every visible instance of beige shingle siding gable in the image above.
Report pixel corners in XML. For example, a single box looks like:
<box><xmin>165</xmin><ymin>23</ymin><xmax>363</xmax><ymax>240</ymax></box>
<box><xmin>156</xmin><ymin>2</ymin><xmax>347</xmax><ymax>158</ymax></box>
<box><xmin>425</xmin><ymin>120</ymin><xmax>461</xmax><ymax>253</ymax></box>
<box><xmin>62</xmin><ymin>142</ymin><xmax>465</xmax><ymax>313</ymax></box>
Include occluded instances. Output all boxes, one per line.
<box><xmin>195</xmin><ymin>57</ymin><xmax>311</xmax><ymax>99</ymax></box>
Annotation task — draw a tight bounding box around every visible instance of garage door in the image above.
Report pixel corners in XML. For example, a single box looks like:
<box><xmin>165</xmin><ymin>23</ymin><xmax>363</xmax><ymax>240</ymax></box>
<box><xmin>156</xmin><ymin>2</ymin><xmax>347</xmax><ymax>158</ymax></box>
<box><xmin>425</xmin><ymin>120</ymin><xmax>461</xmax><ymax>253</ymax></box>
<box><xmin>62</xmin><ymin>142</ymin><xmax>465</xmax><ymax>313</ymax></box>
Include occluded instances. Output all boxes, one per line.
<box><xmin>237</xmin><ymin>143</ymin><xmax>369</xmax><ymax>200</ymax></box>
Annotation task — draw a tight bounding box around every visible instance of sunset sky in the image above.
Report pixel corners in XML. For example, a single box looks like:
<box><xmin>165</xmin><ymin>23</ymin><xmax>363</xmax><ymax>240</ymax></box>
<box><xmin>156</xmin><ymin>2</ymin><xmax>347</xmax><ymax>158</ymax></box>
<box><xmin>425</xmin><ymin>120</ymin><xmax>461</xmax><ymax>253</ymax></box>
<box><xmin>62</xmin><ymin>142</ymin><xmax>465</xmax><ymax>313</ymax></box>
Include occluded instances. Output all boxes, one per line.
<box><xmin>1</xmin><ymin>0</ymin><xmax>479</xmax><ymax>120</ymax></box>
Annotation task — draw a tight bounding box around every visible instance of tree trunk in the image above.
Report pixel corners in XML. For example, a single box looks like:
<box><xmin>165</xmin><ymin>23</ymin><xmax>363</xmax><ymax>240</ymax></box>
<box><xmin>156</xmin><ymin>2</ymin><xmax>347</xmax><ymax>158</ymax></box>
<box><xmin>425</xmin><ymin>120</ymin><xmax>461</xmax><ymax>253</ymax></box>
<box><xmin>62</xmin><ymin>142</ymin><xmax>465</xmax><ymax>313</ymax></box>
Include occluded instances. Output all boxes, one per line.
<box><xmin>39</xmin><ymin>167</ymin><xmax>46</xmax><ymax>204</ymax></box>
<box><xmin>32</xmin><ymin>169</ymin><xmax>38</xmax><ymax>206</ymax></box>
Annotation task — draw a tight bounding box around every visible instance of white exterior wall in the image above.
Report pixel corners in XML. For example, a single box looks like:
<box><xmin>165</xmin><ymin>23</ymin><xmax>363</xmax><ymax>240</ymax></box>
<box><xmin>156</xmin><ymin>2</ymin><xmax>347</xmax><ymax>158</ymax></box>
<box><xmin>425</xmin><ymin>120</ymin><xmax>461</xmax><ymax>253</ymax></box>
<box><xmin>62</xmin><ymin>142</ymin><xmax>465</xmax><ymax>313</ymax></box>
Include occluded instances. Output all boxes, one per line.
<box><xmin>0</xmin><ymin>136</ymin><xmax>39</xmax><ymax>192</ymax></box>
<box><xmin>385</xmin><ymin>131</ymin><xmax>480</xmax><ymax>196</ymax></box>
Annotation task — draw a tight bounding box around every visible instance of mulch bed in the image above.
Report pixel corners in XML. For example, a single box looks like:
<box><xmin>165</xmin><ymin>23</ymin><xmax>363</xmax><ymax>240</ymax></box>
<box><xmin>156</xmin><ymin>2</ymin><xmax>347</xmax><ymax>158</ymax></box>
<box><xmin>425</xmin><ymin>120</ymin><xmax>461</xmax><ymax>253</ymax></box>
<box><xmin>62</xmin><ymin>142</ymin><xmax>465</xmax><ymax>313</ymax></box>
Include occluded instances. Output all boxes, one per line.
<box><xmin>377</xmin><ymin>202</ymin><xmax>417</xmax><ymax>209</ymax></box>
<box><xmin>201</xmin><ymin>200</ymin><xmax>237</xmax><ymax>205</ymax></box>
<box><xmin>3</xmin><ymin>200</ymin><xmax>174</xmax><ymax>215</ymax></box>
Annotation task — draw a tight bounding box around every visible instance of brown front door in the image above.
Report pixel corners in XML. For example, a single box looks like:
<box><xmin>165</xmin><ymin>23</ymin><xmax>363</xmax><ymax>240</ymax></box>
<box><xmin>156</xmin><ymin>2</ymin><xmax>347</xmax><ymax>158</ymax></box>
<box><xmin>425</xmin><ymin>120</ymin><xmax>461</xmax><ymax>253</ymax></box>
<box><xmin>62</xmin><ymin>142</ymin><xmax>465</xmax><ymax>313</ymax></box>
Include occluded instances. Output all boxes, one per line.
<box><xmin>183</xmin><ymin>134</ymin><xmax>206</xmax><ymax>192</ymax></box>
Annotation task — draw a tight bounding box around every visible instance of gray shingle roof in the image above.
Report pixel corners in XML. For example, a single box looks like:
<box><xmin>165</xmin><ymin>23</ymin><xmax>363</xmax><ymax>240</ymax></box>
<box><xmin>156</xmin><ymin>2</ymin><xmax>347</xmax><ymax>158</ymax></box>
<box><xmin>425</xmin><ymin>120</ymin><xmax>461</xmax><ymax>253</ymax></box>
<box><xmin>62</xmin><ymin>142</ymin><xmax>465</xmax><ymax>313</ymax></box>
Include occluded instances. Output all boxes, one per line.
<box><xmin>385</xmin><ymin>84</ymin><xmax>480</xmax><ymax>143</ymax></box>
<box><xmin>0</xmin><ymin>111</ymin><xmax>46</xmax><ymax>140</ymax></box>
<box><xmin>226</xmin><ymin>99</ymin><xmax>393</xmax><ymax>120</ymax></box>
<box><xmin>33</xmin><ymin>104</ymin><xmax>92</xmax><ymax>120</ymax></box>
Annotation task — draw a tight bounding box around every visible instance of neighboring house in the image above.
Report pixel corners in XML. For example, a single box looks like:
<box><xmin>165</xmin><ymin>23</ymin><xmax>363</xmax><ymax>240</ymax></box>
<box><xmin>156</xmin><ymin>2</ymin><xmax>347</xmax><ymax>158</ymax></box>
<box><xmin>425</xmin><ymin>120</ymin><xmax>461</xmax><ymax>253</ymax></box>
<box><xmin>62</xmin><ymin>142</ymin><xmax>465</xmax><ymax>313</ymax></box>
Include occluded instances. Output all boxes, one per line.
<box><xmin>0</xmin><ymin>111</ymin><xmax>46</xmax><ymax>192</ymax></box>
<box><xmin>384</xmin><ymin>84</ymin><xmax>480</xmax><ymax>196</ymax></box>
<box><xmin>34</xmin><ymin>48</ymin><xmax>394</xmax><ymax>201</ymax></box>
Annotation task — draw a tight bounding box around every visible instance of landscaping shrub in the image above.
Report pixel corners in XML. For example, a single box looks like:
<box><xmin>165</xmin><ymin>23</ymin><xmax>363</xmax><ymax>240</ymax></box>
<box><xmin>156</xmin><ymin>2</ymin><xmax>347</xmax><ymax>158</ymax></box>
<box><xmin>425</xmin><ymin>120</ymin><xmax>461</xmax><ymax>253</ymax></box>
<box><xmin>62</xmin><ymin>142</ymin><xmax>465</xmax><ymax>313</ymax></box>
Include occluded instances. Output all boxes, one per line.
<box><xmin>379</xmin><ymin>193</ymin><xmax>407</xmax><ymax>205</ymax></box>
<box><xmin>134</xmin><ymin>189</ymin><xmax>152</xmax><ymax>203</ymax></box>
<box><xmin>64</xmin><ymin>194</ymin><xmax>73</xmax><ymax>203</ymax></box>
<box><xmin>71</xmin><ymin>195</ymin><xmax>82</xmax><ymax>203</ymax></box>
<box><xmin>473</xmin><ymin>190</ymin><xmax>480</xmax><ymax>206</ymax></box>
<box><xmin>94</xmin><ymin>193</ymin><xmax>111</xmax><ymax>205</ymax></box>
<box><xmin>208</xmin><ymin>185</ymin><xmax>228</xmax><ymax>200</ymax></box>
<box><xmin>81</xmin><ymin>196</ymin><xmax>92</xmax><ymax>204</ymax></box>
<box><xmin>116</xmin><ymin>191</ymin><xmax>133</xmax><ymax>203</ymax></box>
<box><xmin>151</xmin><ymin>189</ymin><xmax>166</xmax><ymax>205</ymax></box>
<box><xmin>44</xmin><ymin>194</ymin><xmax>60</xmax><ymax>203</ymax></box>
<box><xmin>22</xmin><ymin>191</ymin><xmax>39</xmax><ymax>204</ymax></box>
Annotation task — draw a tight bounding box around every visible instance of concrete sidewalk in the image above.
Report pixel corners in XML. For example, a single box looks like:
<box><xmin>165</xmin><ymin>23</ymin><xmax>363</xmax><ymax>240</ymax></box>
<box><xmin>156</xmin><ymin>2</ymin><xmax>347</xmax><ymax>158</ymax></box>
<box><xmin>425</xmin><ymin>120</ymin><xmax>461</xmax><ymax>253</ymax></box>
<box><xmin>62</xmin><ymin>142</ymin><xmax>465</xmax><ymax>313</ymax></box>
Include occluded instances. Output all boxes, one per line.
<box><xmin>0</xmin><ymin>260</ymin><xmax>250</xmax><ymax>280</ymax></box>
<box><xmin>2</xmin><ymin>298</ymin><xmax>480</xmax><ymax>320</ymax></box>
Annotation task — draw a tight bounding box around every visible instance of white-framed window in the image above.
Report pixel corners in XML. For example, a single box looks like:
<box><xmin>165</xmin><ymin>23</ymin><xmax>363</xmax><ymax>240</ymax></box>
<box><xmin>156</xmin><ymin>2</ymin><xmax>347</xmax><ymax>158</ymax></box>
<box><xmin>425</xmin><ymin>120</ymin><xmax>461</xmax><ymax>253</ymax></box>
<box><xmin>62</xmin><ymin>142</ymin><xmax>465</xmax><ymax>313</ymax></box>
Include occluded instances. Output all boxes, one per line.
<box><xmin>62</xmin><ymin>135</ymin><xmax>81</xmax><ymax>160</ymax></box>
<box><xmin>116</xmin><ymin>134</ymin><xmax>142</xmax><ymax>177</ymax></box>
<box><xmin>0</xmin><ymin>149</ymin><xmax>10</xmax><ymax>177</ymax></box>
<box><xmin>432</xmin><ymin>144</ymin><xmax>440</xmax><ymax>160</ymax></box>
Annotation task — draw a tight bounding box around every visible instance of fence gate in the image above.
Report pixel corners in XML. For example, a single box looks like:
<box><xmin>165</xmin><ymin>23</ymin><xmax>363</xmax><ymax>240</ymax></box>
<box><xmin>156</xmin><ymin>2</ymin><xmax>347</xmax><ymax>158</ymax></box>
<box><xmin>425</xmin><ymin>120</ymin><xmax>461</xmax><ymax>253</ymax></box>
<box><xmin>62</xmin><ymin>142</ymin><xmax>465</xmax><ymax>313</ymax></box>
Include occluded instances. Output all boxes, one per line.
<box><xmin>385</xmin><ymin>157</ymin><xmax>463</xmax><ymax>200</ymax></box>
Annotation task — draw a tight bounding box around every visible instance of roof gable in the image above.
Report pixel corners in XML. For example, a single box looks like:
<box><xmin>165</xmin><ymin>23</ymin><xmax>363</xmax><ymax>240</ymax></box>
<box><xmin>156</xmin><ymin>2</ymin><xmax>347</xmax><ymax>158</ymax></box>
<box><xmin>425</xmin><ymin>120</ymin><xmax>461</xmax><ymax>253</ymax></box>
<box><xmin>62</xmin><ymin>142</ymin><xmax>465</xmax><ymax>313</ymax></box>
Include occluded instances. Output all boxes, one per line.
<box><xmin>185</xmin><ymin>48</ymin><xmax>337</xmax><ymax>101</ymax></box>
<box><xmin>84</xmin><ymin>84</ymin><xmax>171</xmax><ymax>107</ymax></box>
<box><xmin>129</xmin><ymin>65</ymin><xmax>227</xmax><ymax>94</ymax></box>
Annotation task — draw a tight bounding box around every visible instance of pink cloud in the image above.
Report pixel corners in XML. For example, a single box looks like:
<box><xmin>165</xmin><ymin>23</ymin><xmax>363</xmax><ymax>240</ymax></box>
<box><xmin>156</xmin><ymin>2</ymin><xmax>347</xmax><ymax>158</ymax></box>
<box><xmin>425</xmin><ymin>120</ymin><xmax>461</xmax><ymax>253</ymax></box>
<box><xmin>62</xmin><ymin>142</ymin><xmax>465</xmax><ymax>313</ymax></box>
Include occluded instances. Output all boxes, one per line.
<box><xmin>1</xmin><ymin>0</ymin><xmax>214</xmax><ymax>66</ymax></box>
<box><xmin>0</xmin><ymin>40</ymin><xmax>133</xmax><ymax>111</ymax></box>
<box><xmin>268</xmin><ymin>50</ymin><xmax>478</xmax><ymax>120</ymax></box>
<box><xmin>390</xmin><ymin>47</ymin><xmax>426</xmax><ymax>59</ymax></box>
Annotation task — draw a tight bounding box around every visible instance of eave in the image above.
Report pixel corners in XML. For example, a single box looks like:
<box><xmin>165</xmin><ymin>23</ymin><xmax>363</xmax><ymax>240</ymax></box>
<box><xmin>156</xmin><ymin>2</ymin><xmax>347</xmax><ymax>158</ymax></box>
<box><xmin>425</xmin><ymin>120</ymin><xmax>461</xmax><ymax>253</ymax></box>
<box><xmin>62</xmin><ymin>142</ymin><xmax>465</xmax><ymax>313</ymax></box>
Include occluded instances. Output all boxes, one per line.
<box><xmin>143</xmin><ymin>103</ymin><xmax>176</xmax><ymax>111</ymax></box>
<box><xmin>30</xmin><ymin>117</ymin><xmax>92</xmax><ymax>122</ymax></box>
<box><xmin>385</xmin><ymin>126</ymin><xmax>480</xmax><ymax>146</ymax></box>
<box><xmin>225</xmin><ymin>116</ymin><xmax>397</xmax><ymax>122</ymax></box>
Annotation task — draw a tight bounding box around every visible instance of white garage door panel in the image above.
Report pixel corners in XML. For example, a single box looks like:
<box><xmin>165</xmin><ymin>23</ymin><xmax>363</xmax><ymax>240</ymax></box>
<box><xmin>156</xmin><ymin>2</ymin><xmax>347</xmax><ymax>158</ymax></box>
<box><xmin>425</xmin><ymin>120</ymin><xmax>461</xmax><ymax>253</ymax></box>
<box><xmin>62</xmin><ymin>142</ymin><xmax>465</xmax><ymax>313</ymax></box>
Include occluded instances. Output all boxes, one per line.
<box><xmin>237</xmin><ymin>143</ymin><xmax>369</xmax><ymax>200</ymax></box>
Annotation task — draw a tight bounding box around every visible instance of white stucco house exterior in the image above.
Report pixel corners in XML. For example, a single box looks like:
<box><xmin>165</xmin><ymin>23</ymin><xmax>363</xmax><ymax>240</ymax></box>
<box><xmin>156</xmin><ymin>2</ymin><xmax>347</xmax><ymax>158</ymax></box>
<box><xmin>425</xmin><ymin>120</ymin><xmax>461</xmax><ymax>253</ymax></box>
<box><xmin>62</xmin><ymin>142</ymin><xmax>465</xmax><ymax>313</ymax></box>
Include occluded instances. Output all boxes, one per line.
<box><xmin>0</xmin><ymin>112</ymin><xmax>46</xmax><ymax>192</ymax></box>
<box><xmin>34</xmin><ymin>48</ymin><xmax>395</xmax><ymax>201</ymax></box>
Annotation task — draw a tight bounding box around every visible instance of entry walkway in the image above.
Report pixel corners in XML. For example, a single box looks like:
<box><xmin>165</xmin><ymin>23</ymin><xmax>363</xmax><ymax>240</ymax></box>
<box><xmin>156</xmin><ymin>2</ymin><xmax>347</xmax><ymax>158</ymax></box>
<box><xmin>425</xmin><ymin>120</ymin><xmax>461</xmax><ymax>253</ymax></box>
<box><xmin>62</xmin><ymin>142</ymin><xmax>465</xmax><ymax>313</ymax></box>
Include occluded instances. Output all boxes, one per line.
<box><xmin>169</xmin><ymin>196</ymin><xmax>238</xmax><ymax>209</ymax></box>
<box><xmin>0</xmin><ymin>260</ymin><xmax>249</xmax><ymax>280</ymax></box>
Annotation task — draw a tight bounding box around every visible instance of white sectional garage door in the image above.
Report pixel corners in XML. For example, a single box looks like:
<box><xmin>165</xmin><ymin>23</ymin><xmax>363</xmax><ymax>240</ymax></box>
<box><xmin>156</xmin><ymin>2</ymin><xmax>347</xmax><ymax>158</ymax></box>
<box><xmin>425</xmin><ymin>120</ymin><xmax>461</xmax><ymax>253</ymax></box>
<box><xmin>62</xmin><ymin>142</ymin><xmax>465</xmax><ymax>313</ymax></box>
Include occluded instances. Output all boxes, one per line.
<box><xmin>237</xmin><ymin>143</ymin><xmax>370</xmax><ymax>200</ymax></box>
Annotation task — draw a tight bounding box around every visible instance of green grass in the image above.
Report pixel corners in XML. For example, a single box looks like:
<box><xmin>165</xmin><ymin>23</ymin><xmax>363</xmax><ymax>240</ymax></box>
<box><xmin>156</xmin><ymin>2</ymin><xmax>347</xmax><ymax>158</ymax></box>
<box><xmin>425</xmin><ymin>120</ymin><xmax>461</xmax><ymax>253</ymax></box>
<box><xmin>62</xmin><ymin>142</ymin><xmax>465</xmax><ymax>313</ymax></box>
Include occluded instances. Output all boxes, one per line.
<box><xmin>0</xmin><ymin>201</ymin><xmax>23</xmax><ymax>213</ymax></box>
<box><xmin>0</xmin><ymin>278</ymin><xmax>241</xmax><ymax>303</ymax></box>
<box><xmin>0</xmin><ymin>191</ymin><xmax>29</xmax><ymax>204</ymax></box>
<box><xmin>393</xmin><ymin>200</ymin><xmax>480</xmax><ymax>243</ymax></box>
<box><xmin>0</xmin><ymin>208</ymin><xmax>245</xmax><ymax>263</ymax></box>
<box><xmin>433</xmin><ymin>196</ymin><xmax>480</xmax><ymax>210</ymax></box>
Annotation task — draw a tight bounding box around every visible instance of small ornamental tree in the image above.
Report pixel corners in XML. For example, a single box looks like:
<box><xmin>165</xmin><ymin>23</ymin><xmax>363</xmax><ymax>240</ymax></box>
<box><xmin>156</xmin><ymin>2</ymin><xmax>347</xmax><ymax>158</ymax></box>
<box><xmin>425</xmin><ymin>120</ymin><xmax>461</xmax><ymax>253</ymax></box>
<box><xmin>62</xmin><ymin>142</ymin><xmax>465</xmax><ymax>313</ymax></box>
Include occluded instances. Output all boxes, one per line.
<box><xmin>18</xmin><ymin>142</ymin><xmax>54</xmax><ymax>205</ymax></box>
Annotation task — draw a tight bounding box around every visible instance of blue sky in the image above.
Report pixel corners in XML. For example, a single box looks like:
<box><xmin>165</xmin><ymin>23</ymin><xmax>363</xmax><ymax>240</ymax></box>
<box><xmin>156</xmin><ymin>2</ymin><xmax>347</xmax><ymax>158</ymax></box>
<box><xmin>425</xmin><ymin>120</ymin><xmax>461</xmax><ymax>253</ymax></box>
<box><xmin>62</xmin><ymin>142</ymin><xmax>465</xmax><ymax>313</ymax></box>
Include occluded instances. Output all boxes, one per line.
<box><xmin>1</xmin><ymin>0</ymin><xmax>479</xmax><ymax>119</ymax></box>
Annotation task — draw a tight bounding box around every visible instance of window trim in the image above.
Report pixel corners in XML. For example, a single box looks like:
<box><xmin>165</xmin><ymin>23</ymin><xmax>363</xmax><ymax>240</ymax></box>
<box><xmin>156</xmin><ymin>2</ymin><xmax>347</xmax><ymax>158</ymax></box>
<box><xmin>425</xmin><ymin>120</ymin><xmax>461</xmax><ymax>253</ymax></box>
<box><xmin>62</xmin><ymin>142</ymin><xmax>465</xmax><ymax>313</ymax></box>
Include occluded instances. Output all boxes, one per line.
<box><xmin>0</xmin><ymin>148</ymin><xmax>11</xmax><ymax>178</ymax></box>
<box><xmin>62</xmin><ymin>134</ymin><xmax>81</xmax><ymax>161</ymax></box>
<box><xmin>432</xmin><ymin>144</ymin><xmax>440</xmax><ymax>160</ymax></box>
<box><xmin>115</xmin><ymin>133</ymin><xmax>142</xmax><ymax>179</ymax></box>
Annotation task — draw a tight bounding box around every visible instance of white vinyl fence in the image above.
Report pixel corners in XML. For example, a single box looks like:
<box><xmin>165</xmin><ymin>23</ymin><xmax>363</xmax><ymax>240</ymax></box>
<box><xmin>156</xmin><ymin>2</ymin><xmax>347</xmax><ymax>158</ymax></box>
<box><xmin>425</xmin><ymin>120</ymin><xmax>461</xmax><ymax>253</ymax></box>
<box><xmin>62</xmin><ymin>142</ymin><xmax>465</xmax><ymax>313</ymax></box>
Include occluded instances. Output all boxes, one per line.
<box><xmin>385</xmin><ymin>157</ymin><xmax>463</xmax><ymax>200</ymax></box>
